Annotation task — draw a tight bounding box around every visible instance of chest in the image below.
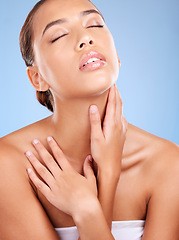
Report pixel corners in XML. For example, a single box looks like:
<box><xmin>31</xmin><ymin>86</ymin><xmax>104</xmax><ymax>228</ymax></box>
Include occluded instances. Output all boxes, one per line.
<box><xmin>37</xmin><ymin>167</ymin><xmax>148</xmax><ymax>228</ymax></box>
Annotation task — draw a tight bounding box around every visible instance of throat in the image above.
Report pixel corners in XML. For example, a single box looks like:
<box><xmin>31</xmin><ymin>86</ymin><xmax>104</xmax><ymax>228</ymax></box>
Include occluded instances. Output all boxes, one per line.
<box><xmin>45</xmin><ymin>90</ymin><xmax>109</xmax><ymax>173</ymax></box>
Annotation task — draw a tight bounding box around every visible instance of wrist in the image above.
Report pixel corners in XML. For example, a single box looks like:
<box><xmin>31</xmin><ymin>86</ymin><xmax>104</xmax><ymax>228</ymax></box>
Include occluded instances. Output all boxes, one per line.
<box><xmin>73</xmin><ymin>199</ymin><xmax>115</xmax><ymax>240</ymax></box>
<box><xmin>73</xmin><ymin>197</ymin><xmax>100</xmax><ymax>225</ymax></box>
<box><xmin>97</xmin><ymin>168</ymin><xmax>120</xmax><ymax>185</ymax></box>
<box><xmin>97</xmin><ymin>171</ymin><xmax>119</xmax><ymax>203</ymax></box>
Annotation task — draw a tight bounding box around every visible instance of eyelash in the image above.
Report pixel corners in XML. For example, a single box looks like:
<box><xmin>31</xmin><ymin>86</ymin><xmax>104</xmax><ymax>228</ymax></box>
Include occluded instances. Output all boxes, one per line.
<box><xmin>51</xmin><ymin>25</ymin><xmax>104</xmax><ymax>43</ymax></box>
<box><xmin>51</xmin><ymin>34</ymin><xmax>68</xmax><ymax>43</ymax></box>
<box><xmin>87</xmin><ymin>24</ymin><xmax>104</xmax><ymax>28</ymax></box>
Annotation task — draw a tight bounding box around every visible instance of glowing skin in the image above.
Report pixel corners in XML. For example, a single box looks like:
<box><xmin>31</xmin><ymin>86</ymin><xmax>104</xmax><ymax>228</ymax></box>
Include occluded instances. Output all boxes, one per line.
<box><xmin>0</xmin><ymin>1</ymin><xmax>179</xmax><ymax>240</ymax></box>
<box><xmin>27</xmin><ymin>0</ymin><xmax>121</xmax><ymax>170</ymax></box>
<box><xmin>32</xmin><ymin>0</ymin><xmax>119</xmax><ymax>100</ymax></box>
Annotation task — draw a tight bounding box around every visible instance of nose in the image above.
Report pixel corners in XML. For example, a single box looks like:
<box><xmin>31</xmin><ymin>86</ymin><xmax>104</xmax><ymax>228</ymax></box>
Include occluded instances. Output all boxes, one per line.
<box><xmin>76</xmin><ymin>35</ymin><xmax>95</xmax><ymax>51</ymax></box>
<box><xmin>79</xmin><ymin>39</ymin><xmax>94</xmax><ymax>49</ymax></box>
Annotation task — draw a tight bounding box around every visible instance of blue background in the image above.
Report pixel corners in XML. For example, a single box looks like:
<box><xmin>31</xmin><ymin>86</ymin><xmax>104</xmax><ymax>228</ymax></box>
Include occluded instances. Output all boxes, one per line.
<box><xmin>1</xmin><ymin>0</ymin><xmax>179</xmax><ymax>144</ymax></box>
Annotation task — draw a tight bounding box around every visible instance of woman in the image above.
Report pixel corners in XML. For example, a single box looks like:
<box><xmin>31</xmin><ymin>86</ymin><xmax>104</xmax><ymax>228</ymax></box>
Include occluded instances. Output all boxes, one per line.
<box><xmin>0</xmin><ymin>0</ymin><xmax>179</xmax><ymax>239</ymax></box>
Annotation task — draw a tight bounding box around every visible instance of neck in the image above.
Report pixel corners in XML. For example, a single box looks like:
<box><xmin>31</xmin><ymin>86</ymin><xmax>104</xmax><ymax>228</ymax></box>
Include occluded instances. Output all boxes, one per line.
<box><xmin>47</xmin><ymin>90</ymin><xmax>109</xmax><ymax>173</ymax></box>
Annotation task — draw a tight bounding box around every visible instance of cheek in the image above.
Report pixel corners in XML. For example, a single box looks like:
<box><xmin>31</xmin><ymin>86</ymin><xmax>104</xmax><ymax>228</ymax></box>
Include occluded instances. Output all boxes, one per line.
<box><xmin>103</xmin><ymin>31</ymin><xmax>119</xmax><ymax>80</ymax></box>
<box><xmin>37</xmin><ymin>49</ymin><xmax>79</xmax><ymax>98</ymax></box>
<box><xmin>35</xmin><ymin>45</ymin><xmax>71</xmax><ymax>85</ymax></box>
<box><xmin>107</xmin><ymin>31</ymin><xmax>119</xmax><ymax>65</ymax></box>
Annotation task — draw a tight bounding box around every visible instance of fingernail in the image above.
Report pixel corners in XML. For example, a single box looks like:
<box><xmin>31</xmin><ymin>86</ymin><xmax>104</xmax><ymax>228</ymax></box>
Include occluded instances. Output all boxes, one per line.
<box><xmin>26</xmin><ymin>151</ymin><xmax>32</xmax><ymax>157</ymax></box>
<box><xmin>27</xmin><ymin>168</ymin><xmax>32</xmax><ymax>174</ymax></box>
<box><xmin>90</xmin><ymin>105</ymin><xmax>97</xmax><ymax>114</ymax></box>
<box><xmin>33</xmin><ymin>139</ymin><xmax>39</xmax><ymax>145</ymax></box>
<box><xmin>47</xmin><ymin>136</ymin><xmax>53</xmax><ymax>142</ymax></box>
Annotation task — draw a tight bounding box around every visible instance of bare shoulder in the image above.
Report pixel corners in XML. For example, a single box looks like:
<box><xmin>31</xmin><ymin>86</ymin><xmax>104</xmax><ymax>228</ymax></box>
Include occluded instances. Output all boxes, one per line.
<box><xmin>127</xmin><ymin>123</ymin><xmax>179</xmax><ymax>164</ymax></box>
<box><xmin>0</xmin><ymin>137</ymin><xmax>26</xmax><ymax>174</ymax></box>
<box><xmin>0</xmin><ymin>115</ymin><xmax>52</xmax><ymax>195</ymax></box>
<box><xmin>0</xmin><ymin>125</ymin><xmax>59</xmax><ymax>239</ymax></box>
<box><xmin>0</xmin><ymin>116</ymin><xmax>51</xmax><ymax>158</ymax></box>
<box><xmin>126</xmin><ymin>123</ymin><xmax>179</xmax><ymax>197</ymax></box>
<box><xmin>0</xmin><ymin>127</ymin><xmax>34</xmax><ymax>172</ymax></box>
<box><xmin>128</xmin><ymin>125</ymin><xmax>179</xmax><ymax>239</ymax></box>
<box><xmin>0</xmin><ymin>138</ymin><xmax>33</xmax><ymax>204</ymax></box>
<box><xmin>141</xmin><ymin>129</ymin><xmax>179</xmax><ymax>183</ymax></box>
<box><xmin>145</xmin><ymin>144</ymin><xmax>179</xmax><ymax>239</ymax></box>
<box><xmin>155</xmin><ymin>137</ymin><xmax>179</xmax><ymax>169</ymax></box>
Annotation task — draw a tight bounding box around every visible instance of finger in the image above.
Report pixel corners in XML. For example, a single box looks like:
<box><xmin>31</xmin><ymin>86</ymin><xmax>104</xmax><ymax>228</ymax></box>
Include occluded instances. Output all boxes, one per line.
<box><xmin>32</xmin><ymin>139</ymin><xmax>61</xmax><ymax>177</ymax></box>
<box><xmin>115</xmin><ymin>86</ymin><xmax>123</xmax><ymax>123</ymax></box>
<box><xmin>25</xmin><ymin>151</ymin><xmax>55</xmax><ymax>188</ymax></box>
<box><xmin>83</xmin><ymin>155</ymin><xmax>96</xmax><ymax>183</ymax></box>
<box><xmin>47</xmin><ymin>137</ymin><xmax>72</xmax><ymax>171</ymax></box>
<box><xmin>89</xmin><ymin>105</ymin><xmax>103</xmax><ymax>141</ymax></box>
<box><xmin>27</xmin><ymin>168</ymin><xmax>52</xmax><ymax>197</ymax></box>
<box><xmin>103</xmin><ymin>85</ymin><xmax>116</xmax><ymax>136</ymax></box>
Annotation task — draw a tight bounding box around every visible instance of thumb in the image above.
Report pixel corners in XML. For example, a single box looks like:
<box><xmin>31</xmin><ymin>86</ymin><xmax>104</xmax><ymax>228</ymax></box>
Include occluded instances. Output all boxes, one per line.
<box><xmin>83</xmin><ymin>155</ymin><xmax>95</xmax><ymax>183</ymax></box>
<box><xmin>89</xmin><ymin>105</ymin><xmax>103</xmax><ymax>141</ymax></box>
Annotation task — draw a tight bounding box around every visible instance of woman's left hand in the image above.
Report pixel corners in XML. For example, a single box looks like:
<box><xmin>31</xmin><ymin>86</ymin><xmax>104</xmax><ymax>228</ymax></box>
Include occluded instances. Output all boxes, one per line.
<box><xmin>25</xmin><ymin>137</ymin><xmax>97</xmax><ymax>219</ymax></box>
<box><xmin>89</xmin><ymin>84</ymin><xmax>128</xmax><ymax>180</ymax></box>
<box><xmin>88</xmin><ymin>84</ymin><xmax>128</xmax><ymax>229</ymax></box>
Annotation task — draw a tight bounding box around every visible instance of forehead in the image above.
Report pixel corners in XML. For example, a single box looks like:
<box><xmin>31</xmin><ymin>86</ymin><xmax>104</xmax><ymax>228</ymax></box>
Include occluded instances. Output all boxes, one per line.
<box><xmin>33</xmin><ymin>0</ymin><xmax>97</xmax><ymax>36</ymax></box>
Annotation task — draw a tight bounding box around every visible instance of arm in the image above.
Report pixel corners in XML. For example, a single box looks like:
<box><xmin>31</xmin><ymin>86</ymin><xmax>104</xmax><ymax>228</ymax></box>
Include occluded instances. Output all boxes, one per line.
<box><xmin>26</xmin><ymin>138</ymin><xmax>115</xmax><ymax>240</ymax></box>
<box><xmin>0</xmin><ymin>145</ymin><xmax>60</xmax><ymax>240</ymax></box>
<box><xmin>142</xmin><ymin>146</ymin><xmax>179</xmax><ymax>240</ymax></box>
<box><xmin>74</xmin><ymin>199</ymin><xmax>115</xmax><ymax>240</ymax></box>
<box><xmin>89</xmin><ymin>85</ymin><xmax>127</xmax><ymax>228</ymax></box>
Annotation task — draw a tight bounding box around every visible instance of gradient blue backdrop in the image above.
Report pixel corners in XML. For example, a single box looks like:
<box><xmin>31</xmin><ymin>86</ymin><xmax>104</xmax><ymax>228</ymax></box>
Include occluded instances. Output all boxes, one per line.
<box><xmin>1</xmin><ymin>0</ymin><xmax>179</xmax><ymax>144</ymax></box>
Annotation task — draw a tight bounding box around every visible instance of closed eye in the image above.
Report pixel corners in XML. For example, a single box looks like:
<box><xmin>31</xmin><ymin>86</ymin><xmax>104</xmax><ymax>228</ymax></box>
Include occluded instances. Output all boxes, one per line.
<box><xmin>51</xmin><ymin>25</ymin><xmax>103</xmax><ymax>43</ymax></box>
<box><xmin>87</xmin><ymin>25</ymin><xmax>104</xmax><ymax>28</ymax></box>
<box><xmin>51</xmin><ymin>33</ymin><xmax>68</xmax><ymax>43</ymax></box>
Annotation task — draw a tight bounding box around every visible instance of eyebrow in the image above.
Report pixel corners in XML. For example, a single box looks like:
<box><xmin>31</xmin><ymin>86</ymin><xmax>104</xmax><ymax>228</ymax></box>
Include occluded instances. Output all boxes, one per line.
<box><xmin>42</xmin><ymin>9</ymin><xmax>104</xmax><ymax>37</ymax></box>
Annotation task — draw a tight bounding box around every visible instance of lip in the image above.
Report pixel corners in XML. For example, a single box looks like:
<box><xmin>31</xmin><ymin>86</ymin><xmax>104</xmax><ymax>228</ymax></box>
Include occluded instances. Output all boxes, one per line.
<box><xmin>79</xmin><ymin>50</ymin><xmax>106</xmax><ymax>71</ymax></box>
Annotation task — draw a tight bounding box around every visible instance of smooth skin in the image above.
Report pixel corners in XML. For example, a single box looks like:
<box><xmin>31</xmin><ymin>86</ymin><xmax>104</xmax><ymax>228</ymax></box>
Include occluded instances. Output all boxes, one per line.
<box><xmin>26</xmin><ymin>85</ymin><xmax>126</xmax><ymax>234</ymax></box>
<box><xmin>0</xmin><ymin>0</ymin><xmax>179</xmax><ymax>239</ymax></box>
<box><xmin>26</xmin><ymin>85</ymin><xmax>126</xmax><ymax>240</ymax></box>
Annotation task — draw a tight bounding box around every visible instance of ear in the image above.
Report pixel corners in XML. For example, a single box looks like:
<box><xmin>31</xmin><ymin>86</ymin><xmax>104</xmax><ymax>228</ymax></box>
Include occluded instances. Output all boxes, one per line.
<box><xmin>27</xmin><ymin>66</ymin><xmax>50</xmax><ymax>91</ymax></box>
<box><xmin>115</xmin><ymin>48</ymin><xmax>121</xmax><ymax>68</ymax></box>
<box><xmin>118</xmin><ymin>56</ymin><xmax>121</xmax><ymax>68</ymax></box>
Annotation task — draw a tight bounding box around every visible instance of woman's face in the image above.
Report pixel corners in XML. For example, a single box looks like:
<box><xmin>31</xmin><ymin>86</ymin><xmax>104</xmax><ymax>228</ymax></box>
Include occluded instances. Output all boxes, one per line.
<box><xmin>32</xmin><ymin>0</ymin><xmax>119</xmax><ymax>100</ymax></box>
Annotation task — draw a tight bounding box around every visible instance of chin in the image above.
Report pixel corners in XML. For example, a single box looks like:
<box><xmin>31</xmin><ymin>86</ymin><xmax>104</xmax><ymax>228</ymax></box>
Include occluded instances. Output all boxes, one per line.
<box><xmin>88</xmin><ymin>68</ymin><xmax>118</xmax><ymax>92</ymax></box>
<box><xmin>63</xmin><ymin>65</ymin><xmax>119</xmax><ymax>98</ymax></box>
<box><xmin>81</xmin><ymin>75</ymin><xmax>117</xmax><ymax>97</ymax></box>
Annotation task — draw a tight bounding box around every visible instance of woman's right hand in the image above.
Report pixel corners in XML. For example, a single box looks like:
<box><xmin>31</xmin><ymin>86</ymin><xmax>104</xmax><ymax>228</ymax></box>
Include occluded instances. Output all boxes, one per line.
<box><xmin>26</xmin><ymin>140</ymin><xmax>115</xmax><ymax>240</ymax></box>
<box><xmin>26</xmin><ymin>138</ymin><xmax>98</xmax><ymax>219</ymax></box>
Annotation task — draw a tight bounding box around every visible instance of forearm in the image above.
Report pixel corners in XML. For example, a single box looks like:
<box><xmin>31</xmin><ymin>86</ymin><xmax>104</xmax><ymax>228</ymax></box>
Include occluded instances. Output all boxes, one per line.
<box><xmin>75</xmin><ymin>198</ymin><xmax>115</xmax><ymax>240</ymax></box>
<box><xmin>77</xmin><ymin>178</ymin><xmax>118</xmax><ymax>240</ymax></box>
<box><xmin>98</xmin><ymin>172</ymin><xmax>119</xmax><ymax>229</ymax></box>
